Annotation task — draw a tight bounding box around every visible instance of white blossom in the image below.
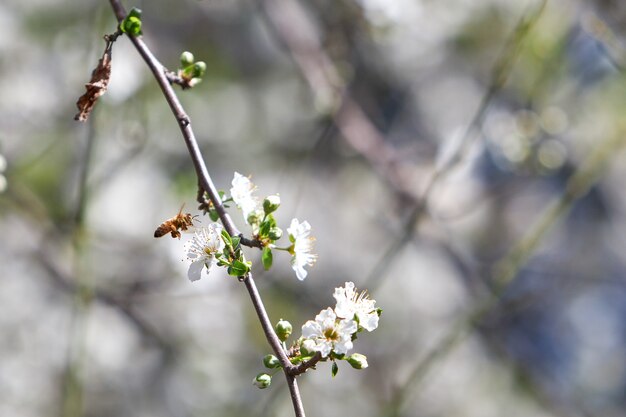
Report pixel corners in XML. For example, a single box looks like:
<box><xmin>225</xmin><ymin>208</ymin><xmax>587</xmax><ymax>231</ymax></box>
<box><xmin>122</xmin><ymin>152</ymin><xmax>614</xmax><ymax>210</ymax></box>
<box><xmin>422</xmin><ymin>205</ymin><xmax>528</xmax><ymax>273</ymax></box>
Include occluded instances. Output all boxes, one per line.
<box><xmin>230</xmin><ymin>172</ymin><xmax>260</xmax><ymax>224</ymax></box>
<box><xmin>185</xmin><ymin>223</ymin><xmax>225</xmax><ymax>282</ymax></box>
<box><xmin>333</xmin><ymin>281</ymin><xmax>379</xmax><ymax>332</ymax></box>
<box><xmin>301</xmin><ymin>307</ymin><xmax>357</xmax><ymax>357</ymax></box>
<box><xmin>287</xmin><ymin>218</ymin><xmax>317</xmax><ymax>280</ymax></box>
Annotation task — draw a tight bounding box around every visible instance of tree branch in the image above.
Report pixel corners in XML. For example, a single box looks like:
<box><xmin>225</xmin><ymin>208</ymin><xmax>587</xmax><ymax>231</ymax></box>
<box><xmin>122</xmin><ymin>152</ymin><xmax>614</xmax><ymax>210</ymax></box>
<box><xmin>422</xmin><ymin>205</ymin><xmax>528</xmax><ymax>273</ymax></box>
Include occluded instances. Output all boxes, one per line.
<box><xmin>107</xmin><ymin>2</ymin><xmax>305</xmax><ymax>416</ymax></box>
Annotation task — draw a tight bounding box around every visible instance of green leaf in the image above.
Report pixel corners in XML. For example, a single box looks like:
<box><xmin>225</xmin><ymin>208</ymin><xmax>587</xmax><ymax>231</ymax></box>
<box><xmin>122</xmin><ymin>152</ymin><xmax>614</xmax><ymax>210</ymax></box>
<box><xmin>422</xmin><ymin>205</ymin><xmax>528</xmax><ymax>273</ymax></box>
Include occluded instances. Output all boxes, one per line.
<box><xmin>331</xmin><ymin>361</ymin><xmax>338</xmax><ymax>378</ymax></box>
<box><xmin>209</xmin><ymin>209</ymin><xmax>219</xmax><ymax>222</ymax></box>
<box><xmin>262</xmin><ymin>247</ymin><xmax>273</xmax><ymax>270</ymax></box>
<box><xmin>231</xmin><ymin>236</ymin><xmax>241</xmax><ymax>249</ymax></box>
<box><xmin>221</xmin><ymin>230</ymin><xmax>233</xmax><ymax>246</ymax></box>
<box><xmin>259</xmin><ymin>220</ymin><xmax>271</xmax><ymax>237</ymax></box>
<box><xmin>229</xmin><ymin>259</ymin><xmax>250</xmax><ymax>276</ymax></box>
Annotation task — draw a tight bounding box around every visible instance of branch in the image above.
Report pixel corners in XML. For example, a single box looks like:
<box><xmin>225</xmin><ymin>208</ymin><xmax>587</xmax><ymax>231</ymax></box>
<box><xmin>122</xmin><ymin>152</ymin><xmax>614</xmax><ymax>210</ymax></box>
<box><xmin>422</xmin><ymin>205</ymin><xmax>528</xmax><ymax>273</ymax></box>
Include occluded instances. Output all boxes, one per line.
<box><xmin>107</xmin><ymin>2</ymin><xmax>305</xmax><ymax>416</ymax></box>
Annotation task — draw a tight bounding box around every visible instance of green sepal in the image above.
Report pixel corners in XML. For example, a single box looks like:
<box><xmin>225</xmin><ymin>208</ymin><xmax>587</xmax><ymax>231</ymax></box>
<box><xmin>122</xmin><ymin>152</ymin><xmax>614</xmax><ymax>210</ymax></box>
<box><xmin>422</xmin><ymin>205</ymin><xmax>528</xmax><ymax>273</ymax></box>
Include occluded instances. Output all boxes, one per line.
<box><xmin>331</xmin><ymin>361</ymin><xmax>339</xmax><ymax>378</ymax></box>
<box><xmin>262</xmin><ymin>247</ymin><xmax>273</xmax><ymax>270</ymax></box>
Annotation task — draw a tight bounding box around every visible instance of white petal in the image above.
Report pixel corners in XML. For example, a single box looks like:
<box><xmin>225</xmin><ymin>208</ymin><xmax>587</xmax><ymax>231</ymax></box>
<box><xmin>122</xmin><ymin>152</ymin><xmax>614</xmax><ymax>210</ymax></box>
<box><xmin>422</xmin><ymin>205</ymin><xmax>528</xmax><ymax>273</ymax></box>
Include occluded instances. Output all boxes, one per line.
<box><xmin>316</xmin><ymin>308</ymin><xmax>337</xmax><ymax>328</ymax></box>
<box><xmin>359</xmin><ymin>313</ymin><xmax>379</xmax><ymax>332</ymax></box>
<box><xmin>302</xmin><ymin>321</ymin><xmax>322</xmax><ymax>339</ymax></box>
<box><xmin>187</xmin><ymin>259</ymin><xmax>205</xmax><ymax>282</ymax></box>
<box><xmin>292</xmin><ymin>262</ymin><xmax>308</xmax><ymax>281</ymax></box>
<box><xmin>338</xmin><ymin>319</ymin><xmax>358</xmax><ymax>336</ymax></box>
<box><xmin>318</xmin><ymin>341</ymin><xmax>333</xmax><ymax>358</ymax></box>
<box><xmin>333</xmin><ymin>339</ymin><xmax>353</xmax><ymax>355</ymax></box>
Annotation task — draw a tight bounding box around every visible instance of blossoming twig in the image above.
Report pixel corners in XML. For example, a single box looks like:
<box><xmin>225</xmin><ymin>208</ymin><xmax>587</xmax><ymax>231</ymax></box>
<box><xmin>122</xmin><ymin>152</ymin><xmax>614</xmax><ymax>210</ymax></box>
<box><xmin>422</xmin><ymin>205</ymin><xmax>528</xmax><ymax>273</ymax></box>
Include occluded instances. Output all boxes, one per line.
<box><xmin>106</xmin><ymin>2</ymin><xmax>305</xmax><ymax>415</ymax></box>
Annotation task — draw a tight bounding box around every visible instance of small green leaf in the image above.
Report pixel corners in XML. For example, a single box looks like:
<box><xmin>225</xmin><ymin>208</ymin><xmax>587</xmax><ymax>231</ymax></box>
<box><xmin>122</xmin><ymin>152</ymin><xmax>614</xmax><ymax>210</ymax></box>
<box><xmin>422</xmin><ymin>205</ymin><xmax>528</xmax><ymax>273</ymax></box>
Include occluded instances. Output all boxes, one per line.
<box><xmin>331</xmin><ymin>361</ymin><xmax>339</xmax><ymax>378</ymax></box>
<box><xmin>259</xmin><ymin>220</ymin><xmax>271</xmax><ymax>237</ymax></box>
<box><xmin>231</xmin><ymin>236</ymin><xmax>241</xmax><ymax>249</ymax></box>
<box><xmin>262</xmin><ymin>247</ymin><xmax>273</xmax><ymax>270</ymax></box>
<box><xmin>229</xmin><ymin>259</ymin><xmax>250</xmax><ymax>276</ymax></box>
<box><xmin>221</xmin><ymin>230</ymin><xmax>233</xmax><ymax>245</ymax></box>
<box><xmin>209</xmin><ymin>209</ymin><xmax>219</xmax><ymax>222</ymax></box>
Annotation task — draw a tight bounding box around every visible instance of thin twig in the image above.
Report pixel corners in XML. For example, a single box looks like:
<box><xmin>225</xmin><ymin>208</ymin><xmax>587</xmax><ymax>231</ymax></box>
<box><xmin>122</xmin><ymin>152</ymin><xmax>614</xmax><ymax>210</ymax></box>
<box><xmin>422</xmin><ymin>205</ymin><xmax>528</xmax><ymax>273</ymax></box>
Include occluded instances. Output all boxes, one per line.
<box><xmin>107</xmin><ymin>2</ymin><xmax>307</xmax><ymax>415</ymax></box>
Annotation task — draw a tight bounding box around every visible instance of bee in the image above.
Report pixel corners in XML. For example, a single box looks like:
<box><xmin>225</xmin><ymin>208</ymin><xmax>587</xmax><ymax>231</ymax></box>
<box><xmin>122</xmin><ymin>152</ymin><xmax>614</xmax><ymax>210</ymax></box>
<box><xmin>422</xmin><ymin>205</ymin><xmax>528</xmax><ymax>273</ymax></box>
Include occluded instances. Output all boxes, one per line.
<box><xmin>154</xmin><ymin>205</ymin><xmax>197</xmax><ymax>239</ymax></box>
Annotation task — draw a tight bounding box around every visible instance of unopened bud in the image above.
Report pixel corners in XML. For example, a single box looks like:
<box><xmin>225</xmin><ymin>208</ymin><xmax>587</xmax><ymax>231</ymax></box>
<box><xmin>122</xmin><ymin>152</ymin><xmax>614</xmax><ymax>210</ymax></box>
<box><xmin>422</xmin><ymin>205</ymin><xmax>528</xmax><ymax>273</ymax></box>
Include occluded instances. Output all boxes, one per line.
<box><xmin>263</xmin><ymin>195</ymin><xmax>281</xmax><ymax>214</ymax></box>
<box><xmin>253</xmin><ymin>373</ymin><xmax>272</xmax><ymax>389</ymax></box>
<box><xmin>275</xmin><ymin>319</ymin><xmax>292</xmax><ymax>342</ymax></box>
<box><xmin>300</xmin><ymin>339</ymin><xmax>316</xmax><ymax>356</ymax></box>
<box><xmin>180</xmin><ymin>51</ymin><xmax>194</xmax><ymax>68</ymax></box>
<box><xmin>192</xmin><ymin>61</ymin><xmax>206</xmax><ymax>78</ymax></box>
<box><xmin>346</xmin><ymin>353</ymin><xmax>368</xmax><ymax>369</ymax></box>
<box><xmin>268</xmin><ymin>227</ymin><xmax>283</xmax><ymax>240</ymax></box>
<box><xmin>247</xmin><ymin>210</ymin><xmax>263</xmax><ymax>226</ymax></box>
<box><xmin>263</xmin><ymin>354</ymin><xmax>281</xmax><ymax>369</ymax></box>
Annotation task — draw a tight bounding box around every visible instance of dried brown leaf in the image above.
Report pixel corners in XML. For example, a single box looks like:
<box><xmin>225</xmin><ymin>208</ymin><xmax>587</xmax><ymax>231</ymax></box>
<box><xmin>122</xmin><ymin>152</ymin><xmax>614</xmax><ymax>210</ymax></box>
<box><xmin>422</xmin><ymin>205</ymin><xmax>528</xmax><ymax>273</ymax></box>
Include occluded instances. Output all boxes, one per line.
<box><xmin>74</xmin><ymin>46</ymin><xmax>113</xmax><ymax>122</ymax></box>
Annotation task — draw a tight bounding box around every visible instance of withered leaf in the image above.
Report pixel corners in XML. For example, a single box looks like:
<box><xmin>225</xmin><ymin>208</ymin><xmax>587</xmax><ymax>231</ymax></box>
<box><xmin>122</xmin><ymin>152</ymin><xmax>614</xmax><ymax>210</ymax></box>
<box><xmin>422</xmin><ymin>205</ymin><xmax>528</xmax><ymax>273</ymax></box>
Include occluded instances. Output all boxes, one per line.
<box><xmin>74</xmin><ymin>45</ymin><xmax>113</xmax><ymax>122</ymax></box>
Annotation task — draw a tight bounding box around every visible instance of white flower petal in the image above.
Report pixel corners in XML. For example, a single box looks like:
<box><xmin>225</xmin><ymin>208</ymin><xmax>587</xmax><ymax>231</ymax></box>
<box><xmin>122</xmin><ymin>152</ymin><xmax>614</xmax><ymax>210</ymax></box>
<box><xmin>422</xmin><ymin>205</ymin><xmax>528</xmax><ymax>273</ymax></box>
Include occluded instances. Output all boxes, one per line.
<box><xmin>302</xmin><ymin>320</ymin><xmax>321</xmax><ymax>339</ymax></box>
<box><xmin>288</xmin><ymin>218</ymin><xmax>317</xmax><ymax>281</ymax></box>
<box><xmin>187</xmin><ymin>259</ymin><xmax>206</xmax><ymax>282</ymax></box>
<box><xmin>185</xmin><ymin>223</ymin><xmax>224</xmax><ymax>282</ymax></box>
<box><xmin>333</xmin><ymin>282</ymin><xmax>379</xmax><ymax>332</ymax></box>
<box><xmin>230</xmin><ymin>172</ymin><xmax>260</xmax><ymax>223</ymax></box>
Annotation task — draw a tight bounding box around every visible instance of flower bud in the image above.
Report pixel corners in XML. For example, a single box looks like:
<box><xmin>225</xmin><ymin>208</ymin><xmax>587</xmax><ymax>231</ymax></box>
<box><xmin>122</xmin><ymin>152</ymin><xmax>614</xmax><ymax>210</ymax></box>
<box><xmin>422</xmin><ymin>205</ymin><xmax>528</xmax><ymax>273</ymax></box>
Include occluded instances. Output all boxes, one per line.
<box><xmin>268</xmin><ymin>227</ymin><xmax>283</xmax><ymax>241</ymax></box>
<box><xmin>263</xmin><ymin>195</ymin><xmax>281</xmax><ymax>214</ymax></box>
<box><xmin>263</xmin><ymin>354</ymin><xmax>281</xmax><ymax>369</ymax></box>
<box><xmin>346</xmin><ymin>353</ymin><xmax>368</xmax><ymax>369</ymax></box>
<box><xmin>275</xmin><ymin>319</ymin><xmax>292</xmax><ymax>342</ymax></box>
<box><xmin>300</xmin><ymin>339</ymin><xmax>316</xmax><ymax>356</ymax></box>
<box><xmin>192</xmin><ymin>61</ymin><xmax>206</xmax><ymax>78</ymax></box>
<box><xmin>247</xmin><ymin>210</ymin><xmax>263</xmax><ymax>226</ymax></box>
<box><xmin>253</xmin><ymin>373</ymin><xmax>272</xmax><ymax>389</ymax></box>
<box><xmin>188</xmin><ymin>78</ymin><xmax>203</xmax><ymax>88</ymax></box>
<box><xmin>180</xmin><ymin>51</ymin><xmax>194</xmax><ymax>68</ymax></box>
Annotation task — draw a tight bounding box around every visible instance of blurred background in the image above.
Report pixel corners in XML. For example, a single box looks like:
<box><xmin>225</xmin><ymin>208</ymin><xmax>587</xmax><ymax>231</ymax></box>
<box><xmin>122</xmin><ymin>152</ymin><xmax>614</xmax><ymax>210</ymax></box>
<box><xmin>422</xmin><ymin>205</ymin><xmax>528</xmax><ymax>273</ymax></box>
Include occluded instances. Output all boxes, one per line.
<box><xmin>2</xmin><ymin>0</ymin><xmax>626</xmax><ymax>416</ymax></box>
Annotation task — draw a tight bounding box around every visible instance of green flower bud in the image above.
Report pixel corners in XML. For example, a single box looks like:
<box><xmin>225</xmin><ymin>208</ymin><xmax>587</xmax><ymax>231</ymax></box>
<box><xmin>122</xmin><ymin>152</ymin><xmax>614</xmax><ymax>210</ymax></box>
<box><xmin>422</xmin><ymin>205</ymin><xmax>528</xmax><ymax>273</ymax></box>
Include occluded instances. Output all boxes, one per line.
<box><xmin>247</xmin><ymin>210</ymin><xmax>263</xmax><ymax>226</ymax></box>
<box><xmin>300</xmin><ymin>339</ymin><xmax>315</xmax><ymax>356</ymax></box>
<box><xmin>263</xmin><ymin>195</ymin><xmax>281</xmax><ymax>215</ymax></box>
<box><xmin>180</xmin><ymin>51</ymin><xmax>194</xmax><ymax>68</ymax></box>
<box><xmin>192</xmin><ymin>61</ymin><xmax>206</xmax><ymax>78</ymax></box>
<box><xmin>120</xmin><ymin>8</ymin><xmax>142</xmax><ymax>36</ymax></box>
<box><xmin>253</xmin><ymin>373</ymin><xmax>272</xmax><ymax>389</ymax></box>
<box><xmin>346</xmin><ymin>353</ymin><xmax>368</xmax><ymax>369</ymax></box>
<box><xmin>263</xmin><ymin>354</ymin><xmax>281</xmax><ymax>369</ymax></box>
<box><xmin>268</xmin><ymin>227</ymin><xmax>283</xmax><ymax>241</ymax></box>
<box><xmin>275</xmin><ymin>319</ymin><xmax>292</xmax><ymax>342</ymax></box>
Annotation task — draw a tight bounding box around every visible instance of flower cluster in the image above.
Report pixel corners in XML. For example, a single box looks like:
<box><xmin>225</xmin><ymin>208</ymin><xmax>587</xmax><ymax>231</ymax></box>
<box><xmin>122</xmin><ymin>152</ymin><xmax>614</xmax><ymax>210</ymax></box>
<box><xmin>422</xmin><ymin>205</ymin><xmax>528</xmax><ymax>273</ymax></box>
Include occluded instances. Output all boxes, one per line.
<box><xmin>180</xmin><ymin>172</ymin><xmax>317</xmax><ymax>282</ymax></box>
<box><xmin>253</xmin><ymin>282</ymin><xmax>380</xmax><ymax>386</ymax></box>
<box><xmin>301</xmin><ymin>281</ymin><xmax>380</xmax><ymax>360</ymax></box>
<box><xmin>229</xmin><ymin>172</ymin><xmax>317</xmax><ymax>280</ymax></box>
